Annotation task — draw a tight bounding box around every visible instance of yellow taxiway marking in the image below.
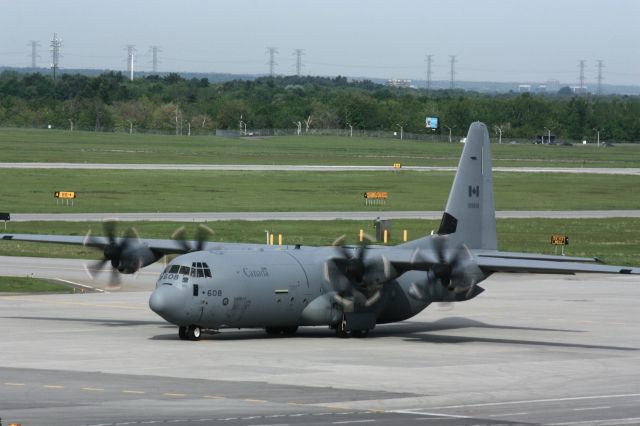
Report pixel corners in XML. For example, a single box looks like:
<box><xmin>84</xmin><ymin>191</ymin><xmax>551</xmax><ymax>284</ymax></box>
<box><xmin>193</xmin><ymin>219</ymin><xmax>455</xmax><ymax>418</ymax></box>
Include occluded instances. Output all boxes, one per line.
<box><xmin>82</xmin><ymin>387</ymin><xmax>105</xmax><ymax>392</ymax></box>
<box><xmin>164</xmin><ymin>393</ymin><xmax>186</xmax><ymax>397</ymax></box>
<box><xmin>122</xmin><ymin>390</ymin><xmax>146</xmax><ymax>394</ymax></box>
<box><xmin>368</xmin><ymin>409</ymin><xmax>386</xmax><ymax>414</ymax></box>
<box><xmin>43</xmin><ymin>385</ymin><xmax>65</xmax><ymax>389</ymax></box>
<box><xmin>288</xmin><ymin>402</ymin><xmax>306</xmax><ymax>406</ymax></box>
<box><xmin>203</xmin><ymin>395</ymin><xmax>226</xmax><ymax>399</ymax></box>
<box><xmin>245</xmin><ymin>399</ymin><xmax>267</xmax><ymax>404</ymax></box>
<box><xmin>327</xmin><ymin>405</ymin><xmax>348</xmax><ymax>411</ymax></box>
<box><xmin>4</xmin><ymin>382</ymin><xmax>25</xmax><ymax>386</ymax></box>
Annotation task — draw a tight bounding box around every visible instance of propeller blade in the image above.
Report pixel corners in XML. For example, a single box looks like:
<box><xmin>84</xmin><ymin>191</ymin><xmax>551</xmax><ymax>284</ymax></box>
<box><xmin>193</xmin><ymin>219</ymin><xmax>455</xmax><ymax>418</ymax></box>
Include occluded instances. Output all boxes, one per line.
<box><xmin>195</xmin><ymin>224</ymin><xmax>214</xmax><ymax>251</ymax></box>
<box><xmin>408</xmin><ymin>282</ymin><xmax>426</xmax><ymax>301</ymax></box>
<box><xmin>332</xmin><ymin>293</ymin><xmax>354</xmax><ymax>312</ymax></box>
<box><xmin>364</xmin><ymin>290</ymin><xmax>381</xmax><ymax>307</ymax></box>
<box><xmin>84</xmin><ymin>258</ymin><xmax>109</xmax><ymax>280</ymax></box>
<box><xmin>104</xmin><ymin>220</ymin><xmax>117</xmax><ymax>246</ymax></box>
<box><xmin>107</xmin><ymin>267</ymin><xmax>122</xmax><ymax>290</ymax></box>
<box><xmin>331</xmin><ymin>234</ymin><xmax>347</xmax><ymax>246</ymax></box>
<box><xmin>171</xmin><ymin>226</ymin><xmax>193</xmax><ymax>252</ymax></box>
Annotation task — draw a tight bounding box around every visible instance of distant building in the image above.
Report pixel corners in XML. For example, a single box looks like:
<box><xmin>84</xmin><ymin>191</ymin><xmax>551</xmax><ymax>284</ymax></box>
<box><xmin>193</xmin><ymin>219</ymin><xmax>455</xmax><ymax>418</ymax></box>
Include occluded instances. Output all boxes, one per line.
<box><xmin>536</xmin><ymin>85</ymin><xmax>547</xmax><ymax>93</ymax></box>
<box><xmin>546</xmin><ymin>79</ymin><xmax>561</xmax><ymax>92</ymax></box>
<box><xmin>572</xmin><ymin>86</ymin><xmax>589</xmax><ymax>95</ymax></box>
<box><xmin>386</xmin><ymin>79</ymin><xmax>412</xmax><ymax>88</ymax></box>
<box><xmin>518</xmin><ymin>84</ymin><xmax>532</xmax><ymax>93</ymax></box>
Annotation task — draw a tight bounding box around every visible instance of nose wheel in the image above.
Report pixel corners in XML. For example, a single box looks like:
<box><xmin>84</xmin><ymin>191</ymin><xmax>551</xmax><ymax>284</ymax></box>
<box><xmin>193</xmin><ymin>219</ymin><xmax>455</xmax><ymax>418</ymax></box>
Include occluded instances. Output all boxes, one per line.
<box><xmin>179</xmin><ymin>325</ymin><xmax>201</xmax><ymax>341</ymax></box>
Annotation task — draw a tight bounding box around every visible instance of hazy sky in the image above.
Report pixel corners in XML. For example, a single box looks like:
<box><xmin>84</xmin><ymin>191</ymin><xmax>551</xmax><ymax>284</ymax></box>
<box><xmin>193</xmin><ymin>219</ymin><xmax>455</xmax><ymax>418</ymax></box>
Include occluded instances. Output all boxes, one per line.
<box><xmin>1</xmin><ymin>0</ymin><xmax>639</xmax><ymax>86</ymax></box>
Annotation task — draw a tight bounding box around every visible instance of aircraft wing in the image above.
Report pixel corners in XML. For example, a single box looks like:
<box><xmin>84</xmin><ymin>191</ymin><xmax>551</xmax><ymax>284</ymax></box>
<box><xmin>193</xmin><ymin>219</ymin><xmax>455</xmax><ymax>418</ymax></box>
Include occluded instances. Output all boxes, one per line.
<box><xmin>0</xmin><ymin>233</ymin><xmax>264</xmax><ymax>255</ymax></box>
<box><xmin>475</xmin><ymin>254</ymin><xmax>639</xmax><ymax>275</ymax></box>
<box><xmin>384</xmin><ymin>247</ymin><xmax>639</xmax><ymax>276</ymax></box>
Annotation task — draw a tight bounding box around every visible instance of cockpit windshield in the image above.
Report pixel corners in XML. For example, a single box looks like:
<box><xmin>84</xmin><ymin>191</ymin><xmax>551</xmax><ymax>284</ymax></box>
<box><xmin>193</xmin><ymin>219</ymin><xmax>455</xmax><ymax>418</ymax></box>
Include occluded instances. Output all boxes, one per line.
<box><xmin>164</xmin><ymin>264</ymin><xmax>191</xmax><ymax>276</ymax></box>
<box><xmin>190</xmin><ymin>262</ymin><xmax>212</xmax><ymax>278</ymax></box>
<box><xmin>161</xmin><ymin>262</ymin><xmax>212</xmax><ymax>279</ymax></box>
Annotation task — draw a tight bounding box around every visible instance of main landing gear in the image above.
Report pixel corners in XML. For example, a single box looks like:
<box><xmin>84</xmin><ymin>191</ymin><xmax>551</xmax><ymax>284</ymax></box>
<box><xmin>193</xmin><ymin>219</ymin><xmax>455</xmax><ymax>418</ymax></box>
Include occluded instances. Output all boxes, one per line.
<box><xmin>334</xmin><ymin>313</ymin><xmax>374</xmax><ymax>338</ymax></box>
<box><xmin>179</xmin><ymin>325</ymin><xmax>201</xmax><ymax>341</ymax></box>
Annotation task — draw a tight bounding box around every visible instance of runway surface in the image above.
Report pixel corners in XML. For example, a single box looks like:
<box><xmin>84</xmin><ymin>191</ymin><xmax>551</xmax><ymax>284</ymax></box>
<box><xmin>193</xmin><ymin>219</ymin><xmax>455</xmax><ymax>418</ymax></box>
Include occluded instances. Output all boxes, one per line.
<box><xmin>1</xmin><ymin>162</ymin><xmax>639</xmax><ymax>175</ymax></box>
<box><xmin>9</xmin><ymin>210</ymin><xmax>640</xmax><ymax>222</ymax></box>
<box><xmin>1</xmin><ymin>263</ymin><xmax>639</xmax><ymax>425</ymax></box>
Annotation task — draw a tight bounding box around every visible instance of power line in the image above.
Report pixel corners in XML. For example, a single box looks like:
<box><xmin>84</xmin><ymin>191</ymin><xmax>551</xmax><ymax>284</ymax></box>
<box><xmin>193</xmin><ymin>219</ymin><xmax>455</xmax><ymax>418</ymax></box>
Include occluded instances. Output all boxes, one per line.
<box><xmin>425</xmin><ymin>54</ymin><xmax>433</xmax><ymax>93</ymax></box>
<box><xmin>449</xmin><ymin>55</ymin><xmax>456</xmax><ymax>89</ymax></box>
<box><xmin>266</xmin><ymin>47</ymin><xmax>278</xmax><ymax>77</ymax></box>
<box><xmin>126</xmin><ymin>45</ymin><xmax>136</xmax><ymax>81</ymax></box>
<box><xmin>578</xmin><ymin>59</ymin><xmax>586</xmax><ymax>92</ymax></box>
<box><xmin>293</xmin><ymin>49</ymin><xmax>304</xmax><ymax>76</ymax></box>
<box><xmin>29</xmin><ymin>40</ymin><xmax>40</xmax><ymax>68</ymax></box>
<box><xmin>50</xmin><ymin>33</ymin><xmax>62</xmax><ymax>80</ymax></box>
<box><xmin>150</xmin><ymin>45</ymin><xmax>161</xmax><ymax>73</ymax></box>
<box><xmin>596</xmin><ymin>59</ymin><xmax>604</xmax><ymax>95</ymax></box>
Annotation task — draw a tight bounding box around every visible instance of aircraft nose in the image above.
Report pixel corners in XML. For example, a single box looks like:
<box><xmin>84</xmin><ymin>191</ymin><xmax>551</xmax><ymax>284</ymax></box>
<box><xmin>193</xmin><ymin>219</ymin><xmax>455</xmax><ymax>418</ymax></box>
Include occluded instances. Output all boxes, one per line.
<box><xmin>149</xmin><ymin>285</ymin><xmax>185</xmax><ymax>323</ymax></box>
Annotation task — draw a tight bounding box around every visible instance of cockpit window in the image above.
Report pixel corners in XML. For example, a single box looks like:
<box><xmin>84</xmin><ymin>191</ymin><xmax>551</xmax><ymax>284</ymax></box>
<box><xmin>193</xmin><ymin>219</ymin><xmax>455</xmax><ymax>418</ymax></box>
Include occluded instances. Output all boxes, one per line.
<box><xmin>179</xmin><ymin>266</ymin><xmax>190</xmax><ymax>275</ymax></box>
<box><xmin>190</xmin><ymin>261</ymin><xmax>213</xmax><ymax>279</ymax></box>
<box><xmin>169</xmin><ymin>265</ymin><xmax>180</xmax><ymax>274</ymax></box>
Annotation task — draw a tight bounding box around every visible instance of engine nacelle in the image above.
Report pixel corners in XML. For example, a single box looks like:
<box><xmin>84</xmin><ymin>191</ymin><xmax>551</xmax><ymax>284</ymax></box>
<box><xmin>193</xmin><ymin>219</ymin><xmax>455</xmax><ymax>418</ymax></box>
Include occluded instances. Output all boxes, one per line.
<box><xmin>116</xmin><ymin>244</ymin><xmax>161</xmax><ymax>274</ymax></box>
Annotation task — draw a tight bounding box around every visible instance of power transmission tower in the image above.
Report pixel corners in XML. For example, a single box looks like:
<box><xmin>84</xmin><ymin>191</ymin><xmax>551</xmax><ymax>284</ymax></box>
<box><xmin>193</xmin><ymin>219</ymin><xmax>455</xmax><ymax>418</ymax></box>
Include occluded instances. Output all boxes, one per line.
<box><xmin>126</xmin><ymin>45</ymin><xmax>136</xmax><ymax>81</ymax></box>
<box><xmin>29</xmin><ymin>40</ymin><xmax>40</xmax><ymax>68</ymax></box>
<box><xmin>578</xmin><ymin>59</ymin><xmax>586</xmax><ymax>93</ymax></box>
<box><xmin>596</xmin><ymin>59</ymin><xmax>604</xmax><ymax>95</ymax></box>
<box><xmin>449</xmin><ymin>55</ymin><xmax>456</xmax><ymax>90</ymax></box>
<box><xmin>425</xmin><ymin>54</ymin><xmax>433</xmax><ymax>94</ymax></box>
<box><xmin>293</xmin><ymin>49</ymin><xmax>304</xmax><ymax>76</ymax></box>
<box><xmin>50</xmin><ymin>33</ymin><xmax>62</xmax><ymax>80</ymax></box>
<box><xmin>150</xmin><ymin>45</ymin><xmax>161</xmax><ymax>73</ymax></box>
<box><xmin>266</xmin><ymin>47</ymin><xmax>278</xmax><ymax>77</ymax></box>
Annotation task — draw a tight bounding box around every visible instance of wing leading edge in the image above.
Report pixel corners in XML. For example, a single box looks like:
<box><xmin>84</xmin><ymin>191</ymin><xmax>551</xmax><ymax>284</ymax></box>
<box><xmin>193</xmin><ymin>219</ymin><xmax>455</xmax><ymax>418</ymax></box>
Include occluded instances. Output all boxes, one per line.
<box><xmin>0</xmin><ymin>233</ymin><xmax>264</xmax><ymax>255</ymax></box>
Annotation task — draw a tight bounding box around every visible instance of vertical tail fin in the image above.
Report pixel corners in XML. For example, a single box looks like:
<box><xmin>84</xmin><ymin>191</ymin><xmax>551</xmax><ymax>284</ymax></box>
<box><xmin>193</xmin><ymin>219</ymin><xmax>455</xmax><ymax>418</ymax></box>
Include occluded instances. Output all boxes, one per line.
<box><xmin>437</xmin><ymin>122</ymin><xmax>497</xmax><ymax>250</ymax></box>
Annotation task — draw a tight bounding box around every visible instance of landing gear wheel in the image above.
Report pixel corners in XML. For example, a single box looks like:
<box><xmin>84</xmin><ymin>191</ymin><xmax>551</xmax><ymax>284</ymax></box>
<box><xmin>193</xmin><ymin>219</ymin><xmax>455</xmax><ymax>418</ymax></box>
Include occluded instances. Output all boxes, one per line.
<box><xmin>352</xmin><ymin>329</ymin><xmax>369</xmax><ymax>338</ymax></box>
<box><xmin>335</xmin><ymin>317</ymin><xmax>351</xmax><ymax>338</ymax></box>
<box><xmin>187</xmin><ymin>325</ymin><xmax>201</xmax><ymax>341</ymax></box>
<box><xmin>178</xmin><ymin>326</ymin><xmax>187</xmax><ymax>340</ymax></box>
<box><xmin>335</xmin><ymin>328</ymin><xmax>351</xmax><ymax>338</ymax></box>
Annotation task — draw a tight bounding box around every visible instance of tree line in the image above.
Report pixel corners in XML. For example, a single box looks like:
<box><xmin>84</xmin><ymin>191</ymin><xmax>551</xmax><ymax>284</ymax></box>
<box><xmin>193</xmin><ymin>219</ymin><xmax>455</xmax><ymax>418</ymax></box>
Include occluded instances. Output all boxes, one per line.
<box><xmin>1</xmin><ymin>70</ymin><xmax>639</xmax><ymax>142</ymax></box>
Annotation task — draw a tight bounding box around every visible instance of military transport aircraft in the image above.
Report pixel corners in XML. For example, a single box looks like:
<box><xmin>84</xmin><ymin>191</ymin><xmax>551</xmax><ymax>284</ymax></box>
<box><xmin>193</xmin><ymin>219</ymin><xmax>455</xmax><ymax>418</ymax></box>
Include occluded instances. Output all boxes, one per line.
<box><xmin>2</xmin><ymin>122</ymin><xmax>638</xmax><ymax>340</ymax></box>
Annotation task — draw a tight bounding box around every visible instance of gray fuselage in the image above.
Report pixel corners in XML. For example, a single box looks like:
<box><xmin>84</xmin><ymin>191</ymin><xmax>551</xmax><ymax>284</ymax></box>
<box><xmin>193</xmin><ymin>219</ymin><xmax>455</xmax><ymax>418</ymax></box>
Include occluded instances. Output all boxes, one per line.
<box><xmin>148</xmin><ymin>246</ymin><xmax>442</xmax><ymax>330</ymax></box>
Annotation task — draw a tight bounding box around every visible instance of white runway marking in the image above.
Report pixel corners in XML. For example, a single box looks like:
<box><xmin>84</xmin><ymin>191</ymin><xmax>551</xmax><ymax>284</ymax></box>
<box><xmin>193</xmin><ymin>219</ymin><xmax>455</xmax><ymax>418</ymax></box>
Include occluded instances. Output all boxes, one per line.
<box><xmin>428</xmin><ymin>393</ymin><xmax>640</xmax><ymax>409</ymax></box>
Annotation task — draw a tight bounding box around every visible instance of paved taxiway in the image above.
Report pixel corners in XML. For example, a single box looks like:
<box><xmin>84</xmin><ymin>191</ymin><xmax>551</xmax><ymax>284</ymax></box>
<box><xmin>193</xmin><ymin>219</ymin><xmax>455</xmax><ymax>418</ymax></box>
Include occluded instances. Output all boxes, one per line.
<box><xmin>9</xmin><ymin>210</ymin><xmax>640</xmax><ymax>222</ymax></box>
<box><xmin>1</xmin><ymin>162</ymin><xmax>639</xmax><ymax>175</ymax></box>
<box><xmin>1</xmin><ymin>269</ymin><xmax>639</xmax><ymax>425</ymax></box>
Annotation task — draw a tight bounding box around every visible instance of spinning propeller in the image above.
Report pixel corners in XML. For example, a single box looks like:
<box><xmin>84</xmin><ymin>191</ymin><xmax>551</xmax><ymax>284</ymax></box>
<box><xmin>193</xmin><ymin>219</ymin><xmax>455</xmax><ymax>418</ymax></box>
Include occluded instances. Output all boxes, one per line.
<box><xmin>83</xmin><ymin>221</ymin><xmax>141</xmax><ymax>289</ymax></box>
<box><xmin>323</xmin><ymin>235</ymin><xmax>397</xmax><ymax>310</ymax></box>
<box><xmin>408</xmin><ymin>235</ymin><xmax>484</xmax><ymax>302</ymax></box>
<box><xmin>171</xmin><ymin>224</ymin><xmax>214</xmax><ymax>252</ymax></box>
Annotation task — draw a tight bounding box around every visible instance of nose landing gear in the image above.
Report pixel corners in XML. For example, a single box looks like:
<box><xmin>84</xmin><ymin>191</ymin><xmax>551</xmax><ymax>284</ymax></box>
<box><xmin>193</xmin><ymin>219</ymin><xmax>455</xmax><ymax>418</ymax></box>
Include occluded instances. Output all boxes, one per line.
<box><xmin>179</xmin><ymin>325</ymin><xmax>202</xmax><ymax>341</ymax></box>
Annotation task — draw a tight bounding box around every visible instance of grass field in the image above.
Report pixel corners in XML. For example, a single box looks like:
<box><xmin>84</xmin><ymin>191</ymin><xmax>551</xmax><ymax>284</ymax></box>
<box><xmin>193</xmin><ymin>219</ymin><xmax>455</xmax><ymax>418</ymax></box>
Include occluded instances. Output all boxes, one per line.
<box><xmin>1</xmin><ymin>127</ymin><xmax>639</xmax><ymax>168</ymax></box>
<box><xmin>0</xmin><ymin>276</ymin><xmax>74</xmax><ymax>293</ymax></box>
<box><xmin>1</xmin><ymin>219</ymin><xmax>638</xmax><ymax>267</ymax></box>
<box><xmin>2</xmin><ymin>169</ymin><xmax>639</xmax><ymax>213</ymax></box>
